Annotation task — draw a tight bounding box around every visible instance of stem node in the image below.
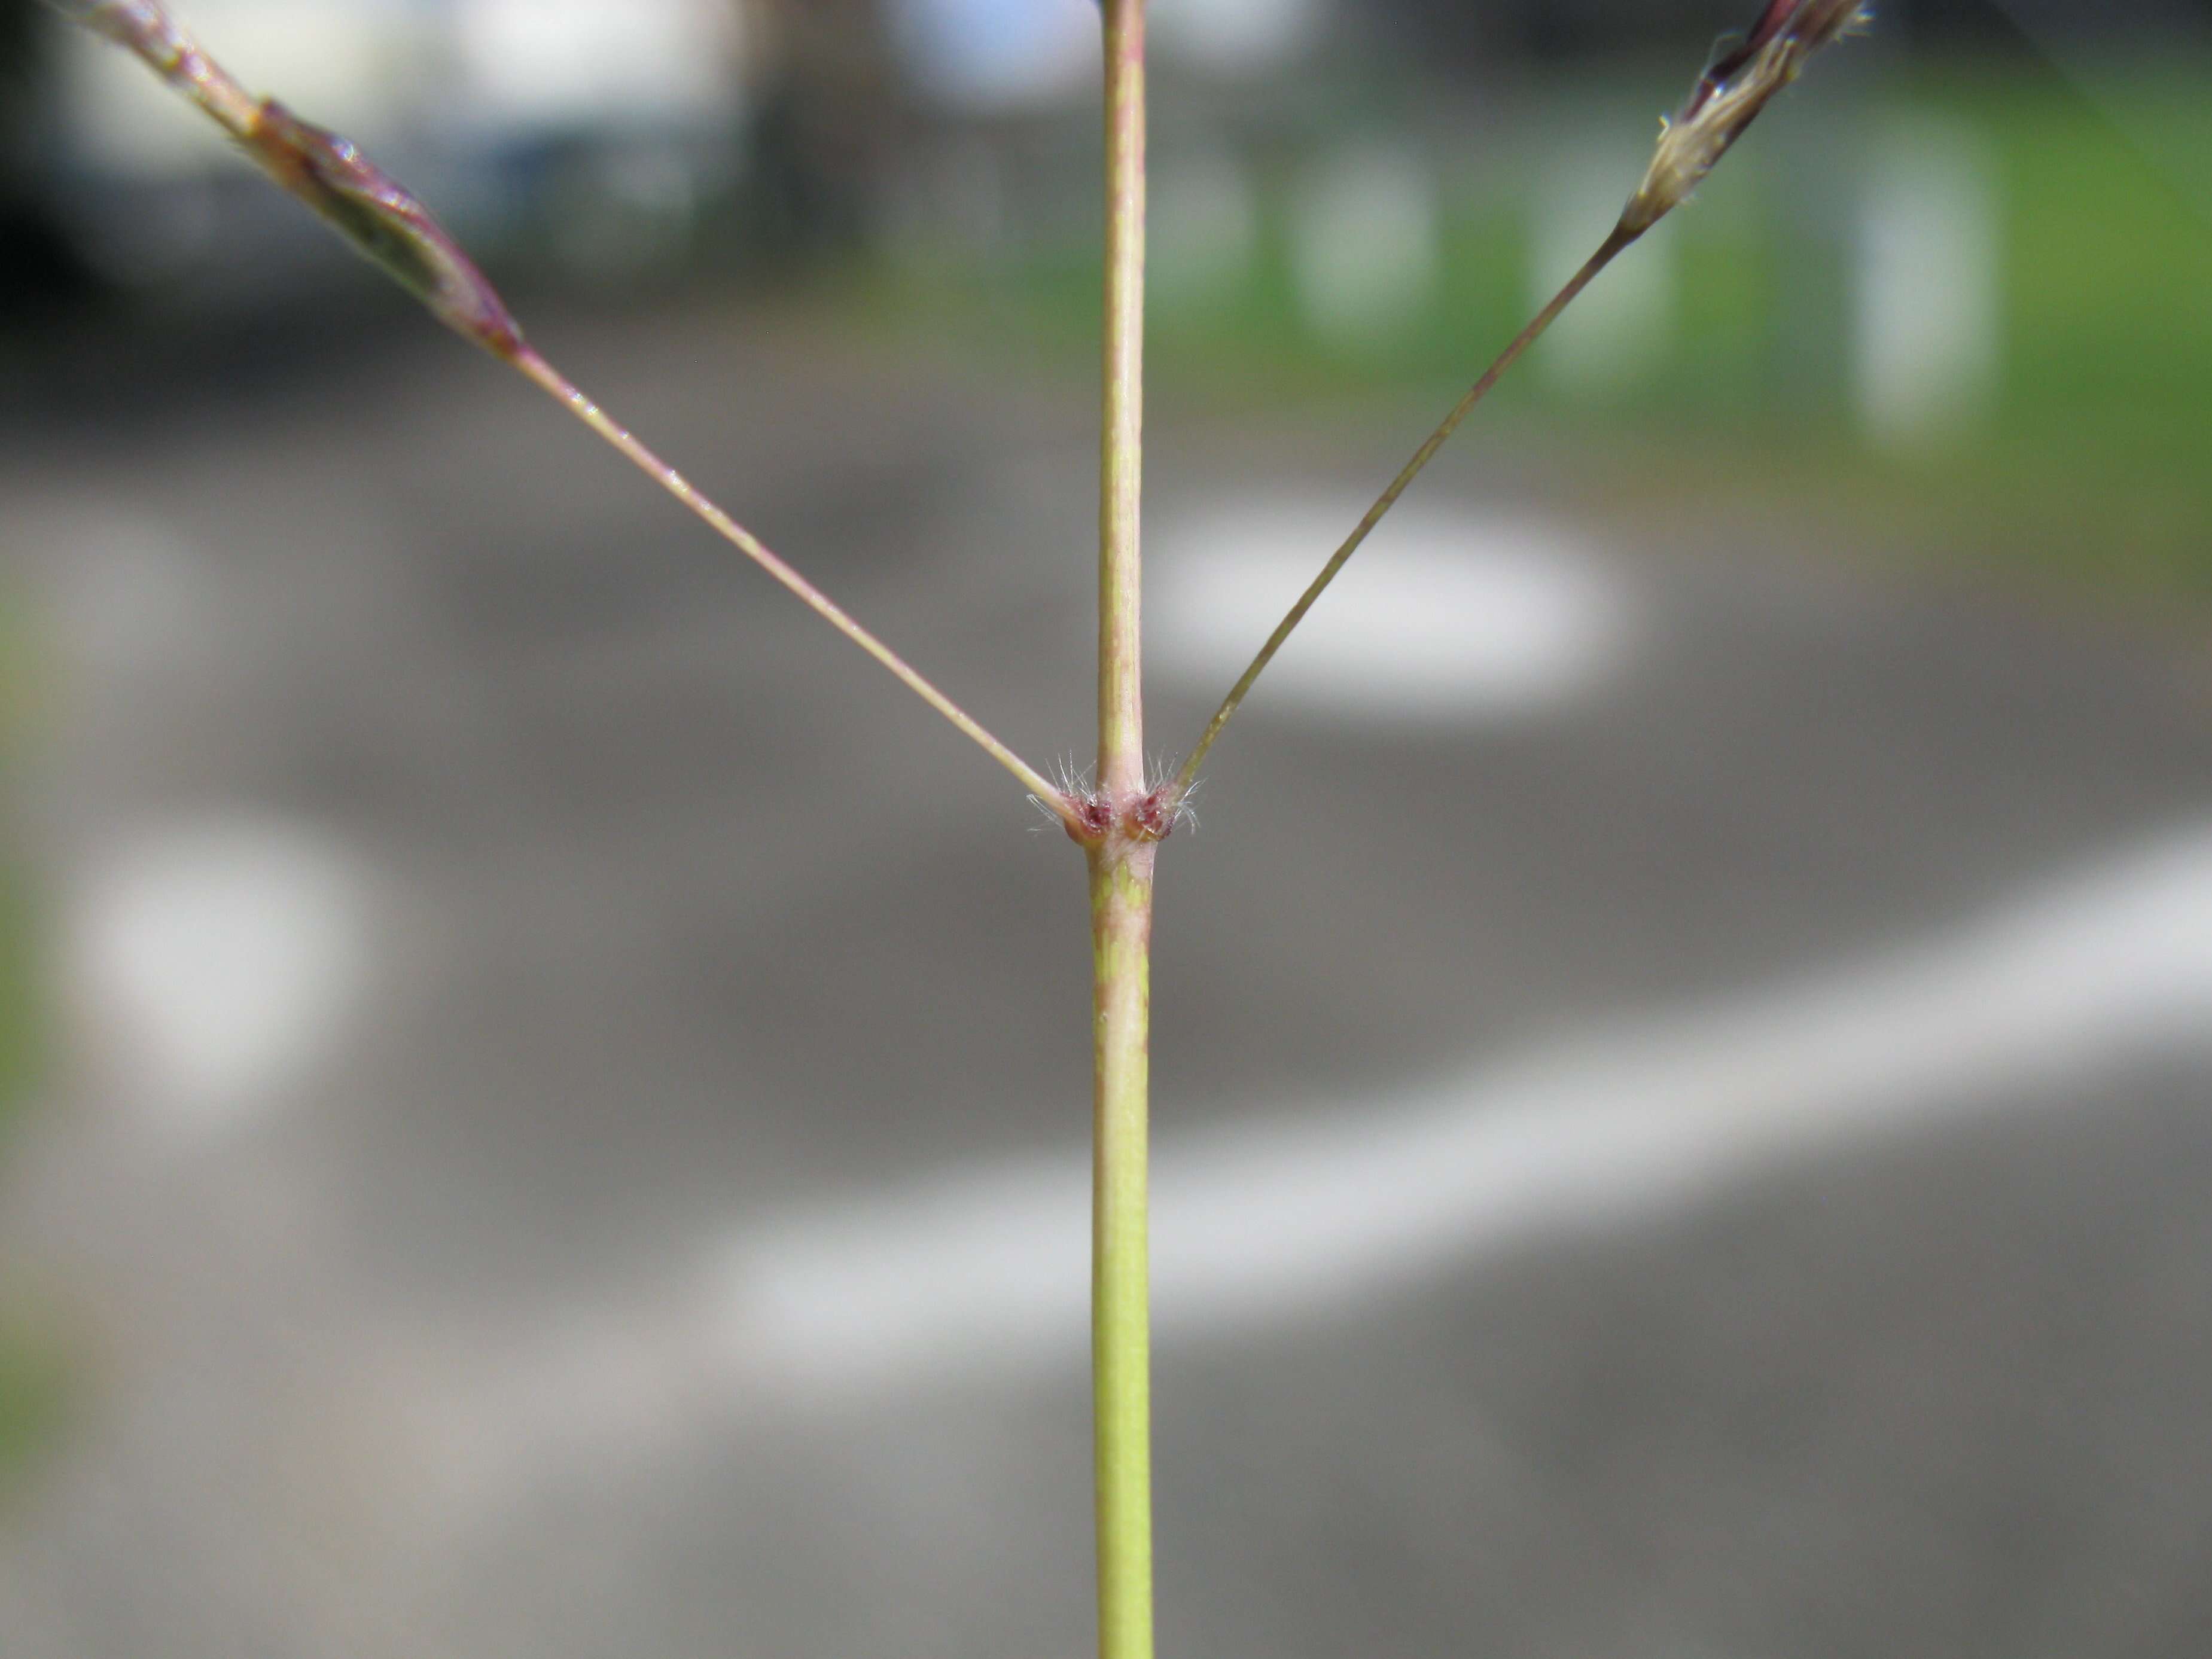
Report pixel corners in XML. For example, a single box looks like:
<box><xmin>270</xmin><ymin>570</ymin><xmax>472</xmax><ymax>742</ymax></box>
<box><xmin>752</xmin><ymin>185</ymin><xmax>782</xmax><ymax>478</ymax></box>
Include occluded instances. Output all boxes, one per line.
<box><xmin>1093</xmin><ymin>3</ymin><xmax>1156</xmax><ymax>1656</ymax></box>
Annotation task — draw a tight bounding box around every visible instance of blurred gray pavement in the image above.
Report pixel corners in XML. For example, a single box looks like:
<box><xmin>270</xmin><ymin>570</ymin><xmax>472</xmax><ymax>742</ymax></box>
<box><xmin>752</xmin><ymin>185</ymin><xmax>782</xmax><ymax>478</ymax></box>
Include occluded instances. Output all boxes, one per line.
<box><xmin>5</xmin><ymin>298</ymin><xmax>2212</xmax><ymax>1657</ymax></box>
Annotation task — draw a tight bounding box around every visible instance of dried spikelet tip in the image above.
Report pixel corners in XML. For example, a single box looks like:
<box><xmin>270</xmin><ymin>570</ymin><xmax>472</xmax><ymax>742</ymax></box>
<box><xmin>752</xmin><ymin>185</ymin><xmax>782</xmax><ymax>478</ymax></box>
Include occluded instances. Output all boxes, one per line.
<box><xmin>1620</xmin><ymin>0</ymin><xmax>1870</xmax><ymax>236</ymax></box>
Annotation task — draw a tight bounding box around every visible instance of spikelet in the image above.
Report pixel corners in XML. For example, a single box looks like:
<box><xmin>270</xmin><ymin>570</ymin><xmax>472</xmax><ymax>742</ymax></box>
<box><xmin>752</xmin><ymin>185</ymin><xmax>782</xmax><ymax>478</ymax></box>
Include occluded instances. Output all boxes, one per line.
<box><xmin>44</xmin><ymin>0</ymin><xmax>524</xmax><ymax>358</ymax></box>
<box><xmin>1621</xmin><ymin>0</ymin><xmax>1870</xmax><ymax>236</ymax></box>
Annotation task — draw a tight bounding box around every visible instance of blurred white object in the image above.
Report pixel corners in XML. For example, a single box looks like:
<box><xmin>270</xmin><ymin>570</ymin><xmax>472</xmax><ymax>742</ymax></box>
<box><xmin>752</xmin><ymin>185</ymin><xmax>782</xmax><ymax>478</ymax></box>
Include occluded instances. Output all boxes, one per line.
<box><xmin>55</xmin><ymin>0</ymin><xmax>415</xmax><ymax>180</ymax></box>
<box><xmin>889</xmin><ymin>0</ymin><xmax>1327</xmax><ymax>109</ymax></box>
<box><xmin>1151</xmin><ymin>0</ymin><xmax>1329</xmax><ymax>75</ymax></box>
<box><xmin>43</xmin><ymin>0</ymin><xmax>751</xmax><ymax>286</ymax></box>
<box><xmin>1151</xmin><ymin>496</ymin><xmax>1633</xmax><ymax>724</ymax></box>
<box><xmin>453</xmin><ymin>0</ymin><xmax>745</xmax><ymax>133</ymax></box>
<box><xmin>69</xmin><ymin>814</ymin><xmax>375</xmax><ymax>1135</ymax></box>
<box><xmin>1288</xmin><ymin>139</ymin><xmax>1443</xmax><ymax>352</ymax></box>
<box><xmin>1853</xmin><ymin>116</ymin><xmax>2002</xmax><ymax>446</ymax></box>
<box><xmin>889</xmin><ymin>0</ymin><xmax>1099</xmax><ymax>114</ymax></box>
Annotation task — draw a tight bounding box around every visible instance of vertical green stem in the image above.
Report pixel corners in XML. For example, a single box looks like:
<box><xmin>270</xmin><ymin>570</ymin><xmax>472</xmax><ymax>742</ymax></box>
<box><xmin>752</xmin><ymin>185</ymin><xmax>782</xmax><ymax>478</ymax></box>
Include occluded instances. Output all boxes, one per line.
<box><xmin>1093</xmin><ymin>4</ymin><xmax>1155</xmax><ymax>1659</ymax></box>
<box><xmin>1098</xmin><ymin>0</ymin><xmax>1147</xmax><ymax>802</ymax></box>
<box><xmin>1090</xmin><ymin>840</ymin><xmax>1156</xmax><ymax>1659</ymax></box>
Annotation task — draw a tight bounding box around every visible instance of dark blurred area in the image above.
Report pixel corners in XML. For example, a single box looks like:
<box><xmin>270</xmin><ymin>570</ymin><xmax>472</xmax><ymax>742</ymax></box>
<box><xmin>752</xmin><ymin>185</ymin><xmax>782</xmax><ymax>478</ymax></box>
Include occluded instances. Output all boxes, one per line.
<box><xmin>4</xmin><ymin>3</ymin><xmax>2212</xmax><ymax>1656</ymax></box>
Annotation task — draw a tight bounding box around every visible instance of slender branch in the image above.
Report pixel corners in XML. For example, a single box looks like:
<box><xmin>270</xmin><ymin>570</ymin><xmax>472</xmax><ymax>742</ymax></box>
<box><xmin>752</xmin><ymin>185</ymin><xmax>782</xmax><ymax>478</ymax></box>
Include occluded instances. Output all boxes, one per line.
<box><xmin>1092</xmin><ymin>5</ymin><xmax>1157</xmax><ymax>1659</ymax></box>
<box><xmin>1171</xmin><ymin>0</ymin><xmax>1879</xmax><ymax>798</ymax></box>
<box><xmin>48</xmin><ymin>1</ymin><xmax>262</xmax><ymax>135</ymax></box>
<box><xmin>509</xmin><ymin>351</ymin><xmax>1077</xmax><ymax>824</ymax></box>
<box><xmin>53</xmin><ymin>0</ymin><xmax>1082</xmax><ymax>835</ymax></box>
<box><xmin>1170</xmin><ymin>222</ymin><xmax>1640</xmax><ymax>800</ymax></box>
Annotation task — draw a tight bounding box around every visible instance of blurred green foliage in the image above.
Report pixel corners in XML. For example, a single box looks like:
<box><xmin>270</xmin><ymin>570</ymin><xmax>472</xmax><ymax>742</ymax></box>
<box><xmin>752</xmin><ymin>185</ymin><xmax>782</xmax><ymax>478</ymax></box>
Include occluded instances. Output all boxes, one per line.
<box><xmin>0</xmin><ymin>1321</ymin><xmax>69</xmax><ymax>1494</ymax></box>
<box><xmin>867</xmin><ymin>53</ymin><xmax>2212</xmax><ymax>598</ymax></box>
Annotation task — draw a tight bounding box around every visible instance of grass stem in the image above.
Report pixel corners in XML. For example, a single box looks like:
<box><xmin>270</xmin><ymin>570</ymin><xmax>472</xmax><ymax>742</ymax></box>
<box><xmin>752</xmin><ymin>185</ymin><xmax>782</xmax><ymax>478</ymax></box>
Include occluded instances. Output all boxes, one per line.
<box><xmin>1093</xmin><ymin>4</ymin><xmax>1157</xmax><ymax>1657</ymax></box>
<box><xmin>1171</xmin><ymin>223</ymin><xmax>1640</xmax><ymax>799</ymax></box>
<box><xmin>1090</xmin><ymin>838</ymin><xmax>1156</xmax><ymax>1659</ymax></box>
<box><xmin>1098</xmin><ymin>0</ymin><xmax>1149</xmax><ymax>803</ymax></box>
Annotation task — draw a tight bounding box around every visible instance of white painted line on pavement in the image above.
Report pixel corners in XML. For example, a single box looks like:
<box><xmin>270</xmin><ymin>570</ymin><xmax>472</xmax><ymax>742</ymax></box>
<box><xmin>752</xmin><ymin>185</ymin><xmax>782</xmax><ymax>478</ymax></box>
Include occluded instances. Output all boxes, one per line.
<box><xmin>374</xmin><ymin>819</ymin><xmax>2212</xmax><ymax>1520</ymax></box>
<box><xmin>713</xmin><ymin>819</ymin><xmax>2212</xmax><ymax>1396</ymax></box>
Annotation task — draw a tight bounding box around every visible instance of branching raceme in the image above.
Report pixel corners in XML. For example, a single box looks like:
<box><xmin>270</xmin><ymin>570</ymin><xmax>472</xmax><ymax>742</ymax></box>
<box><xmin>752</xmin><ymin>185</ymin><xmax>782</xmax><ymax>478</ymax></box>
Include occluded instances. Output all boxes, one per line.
<box><xmin>48</xmin><ymin>1</ymin><xmax>1868</xmax><ymax>1652</ymax></box>
<box><xmin>42</xmin><ymin>0</ymin><xmax>1084</xmax><ymax>833</ymax></box>
<box><xmin>45</xmin><ymin>0</ymin><xmax>1865</xmax><ymax>832</ymax></box>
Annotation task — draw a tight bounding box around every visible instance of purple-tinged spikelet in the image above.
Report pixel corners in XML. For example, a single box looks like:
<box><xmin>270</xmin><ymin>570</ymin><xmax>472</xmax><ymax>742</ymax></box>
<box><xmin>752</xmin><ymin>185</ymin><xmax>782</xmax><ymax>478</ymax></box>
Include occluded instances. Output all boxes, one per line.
<box><xmin>249</xmin><ymin>102</ymin><xmax>525</xmax><ymax>358</ymax></box>
<box><xmin>1622</xmin><ymin>0</ymin><xmax>1870</xmax><ymax>236</ymax></box>
<box><xmin>45</xmin><ymin>0</ymin><xmax>524</xmax><ymax>359</ymax></box>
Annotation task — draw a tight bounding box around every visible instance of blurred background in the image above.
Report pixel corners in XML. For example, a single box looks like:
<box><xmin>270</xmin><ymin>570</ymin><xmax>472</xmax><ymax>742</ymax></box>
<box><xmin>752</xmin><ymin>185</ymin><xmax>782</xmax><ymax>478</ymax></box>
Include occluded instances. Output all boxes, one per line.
<box><xmin>4</xmin><ymin>0</ymin><xmax>2212</xmax><ymax>1653</ymax></box>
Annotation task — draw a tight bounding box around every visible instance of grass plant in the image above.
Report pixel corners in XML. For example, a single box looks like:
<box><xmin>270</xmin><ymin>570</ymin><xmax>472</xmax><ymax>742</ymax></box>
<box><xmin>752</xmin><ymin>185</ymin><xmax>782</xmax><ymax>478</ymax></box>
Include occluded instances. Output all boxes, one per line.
<box><xmin>47</xmin><ymin>1</ymin><xmax>1870</xmax><ymax>1649</ymax></box>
